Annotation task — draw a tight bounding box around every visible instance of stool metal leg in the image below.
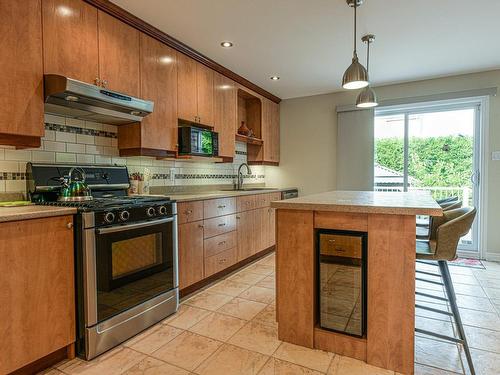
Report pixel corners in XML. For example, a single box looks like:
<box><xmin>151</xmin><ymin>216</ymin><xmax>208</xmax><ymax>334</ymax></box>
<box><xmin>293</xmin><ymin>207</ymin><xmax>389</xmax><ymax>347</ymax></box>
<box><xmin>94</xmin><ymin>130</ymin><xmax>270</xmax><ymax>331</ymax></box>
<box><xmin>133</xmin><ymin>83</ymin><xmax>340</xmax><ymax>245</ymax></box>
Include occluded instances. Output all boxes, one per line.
<box><xmin>438</xmin><ymin>260</ymin><xmax>476</xmax><ymax>375</ymax></box>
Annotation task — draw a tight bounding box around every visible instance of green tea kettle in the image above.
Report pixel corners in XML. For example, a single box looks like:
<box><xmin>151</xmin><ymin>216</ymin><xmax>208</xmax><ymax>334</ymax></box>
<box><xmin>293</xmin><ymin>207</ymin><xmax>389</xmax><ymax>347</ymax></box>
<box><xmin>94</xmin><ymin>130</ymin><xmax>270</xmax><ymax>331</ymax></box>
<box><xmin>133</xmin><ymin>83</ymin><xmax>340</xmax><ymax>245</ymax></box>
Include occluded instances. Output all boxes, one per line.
<box><xmin>58</xmin><ymin>167</ymin><xmax>93</xmax><ymax>201</ymax></box>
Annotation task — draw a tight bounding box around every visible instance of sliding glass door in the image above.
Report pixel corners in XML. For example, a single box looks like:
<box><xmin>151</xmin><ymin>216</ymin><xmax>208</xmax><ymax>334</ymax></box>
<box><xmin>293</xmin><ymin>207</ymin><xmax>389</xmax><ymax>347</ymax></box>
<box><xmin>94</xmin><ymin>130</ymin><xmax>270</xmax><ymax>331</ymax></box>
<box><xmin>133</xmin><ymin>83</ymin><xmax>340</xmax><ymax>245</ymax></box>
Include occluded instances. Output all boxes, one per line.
<box><xmin>374</xmin><ymin>101</ymin><xmax>481</xmax><ymax>254</ymax></box>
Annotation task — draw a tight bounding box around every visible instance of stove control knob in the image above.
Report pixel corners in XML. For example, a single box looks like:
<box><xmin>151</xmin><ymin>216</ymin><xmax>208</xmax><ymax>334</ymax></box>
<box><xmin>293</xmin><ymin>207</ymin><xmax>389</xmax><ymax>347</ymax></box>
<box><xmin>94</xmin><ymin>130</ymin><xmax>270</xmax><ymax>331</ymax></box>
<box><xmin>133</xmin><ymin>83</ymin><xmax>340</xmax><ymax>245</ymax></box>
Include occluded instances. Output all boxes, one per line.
<box><xmin>158</xmin><ymin>206</ymin><xmax>167</xmax><ymax>215</ymax></box>
<box><xmin>119</xmin><ymin>210</ymin><xmax>130</xmax><ymax>221</ymax></box>
<box><xmin>146</xmin><ymin>207</ymin><xmax>156</xmax><ymax>217</ymax></box>
<box><xmin>104</xmin><ymin>212</ymin><xmax>115</xmax><ymax>224</ymax></box>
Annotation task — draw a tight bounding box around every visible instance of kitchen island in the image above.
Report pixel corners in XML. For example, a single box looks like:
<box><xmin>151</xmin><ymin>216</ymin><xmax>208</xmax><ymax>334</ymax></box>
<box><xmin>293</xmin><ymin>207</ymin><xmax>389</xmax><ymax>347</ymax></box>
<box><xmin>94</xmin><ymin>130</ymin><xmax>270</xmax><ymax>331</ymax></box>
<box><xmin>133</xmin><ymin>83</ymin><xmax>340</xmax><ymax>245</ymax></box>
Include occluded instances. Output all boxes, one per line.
<box><xmin>271</xmin><ymin>191</ymin><xmax>442</xmax><ymax>375</ymax></box>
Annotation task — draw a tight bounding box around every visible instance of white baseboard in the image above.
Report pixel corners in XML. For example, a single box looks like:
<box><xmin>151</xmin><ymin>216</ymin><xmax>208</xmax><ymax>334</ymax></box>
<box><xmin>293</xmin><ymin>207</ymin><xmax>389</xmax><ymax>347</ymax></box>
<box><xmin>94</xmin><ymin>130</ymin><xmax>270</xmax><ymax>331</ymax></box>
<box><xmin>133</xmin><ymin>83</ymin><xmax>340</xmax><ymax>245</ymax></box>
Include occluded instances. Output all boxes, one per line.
<box><xmin>484</xmin><ymin>252</ymin><xmax>500</xmax><ymax>262</ymax></box>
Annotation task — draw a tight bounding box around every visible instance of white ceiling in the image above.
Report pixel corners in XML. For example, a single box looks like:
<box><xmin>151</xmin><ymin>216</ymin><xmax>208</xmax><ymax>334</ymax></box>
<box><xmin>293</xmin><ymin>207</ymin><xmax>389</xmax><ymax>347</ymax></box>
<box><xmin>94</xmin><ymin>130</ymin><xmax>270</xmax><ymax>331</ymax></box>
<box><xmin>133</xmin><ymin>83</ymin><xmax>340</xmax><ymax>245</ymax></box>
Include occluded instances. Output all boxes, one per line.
<box><xmin>111</xmin><ymin>0</ymin><xmax>500</xmax><ymax>99</ymax></box>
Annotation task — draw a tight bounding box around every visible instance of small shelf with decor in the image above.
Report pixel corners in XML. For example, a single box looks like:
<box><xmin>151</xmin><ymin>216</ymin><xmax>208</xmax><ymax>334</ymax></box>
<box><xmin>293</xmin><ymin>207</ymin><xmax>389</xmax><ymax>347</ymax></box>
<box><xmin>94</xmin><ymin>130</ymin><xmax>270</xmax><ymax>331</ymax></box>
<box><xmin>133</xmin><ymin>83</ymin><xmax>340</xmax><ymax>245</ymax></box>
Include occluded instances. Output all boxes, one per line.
<box><xmin>237</xmin><ymin>89</ymin><xmax>262</xmax><ymax>141</ymax></box>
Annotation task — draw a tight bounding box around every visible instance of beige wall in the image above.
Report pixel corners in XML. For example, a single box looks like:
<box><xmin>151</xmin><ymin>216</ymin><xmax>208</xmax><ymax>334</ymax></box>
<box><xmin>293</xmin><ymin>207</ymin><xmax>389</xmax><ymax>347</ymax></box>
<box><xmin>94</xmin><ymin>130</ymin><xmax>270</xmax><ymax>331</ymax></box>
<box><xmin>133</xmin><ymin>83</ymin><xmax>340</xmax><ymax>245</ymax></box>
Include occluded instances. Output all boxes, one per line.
<box><xmin>267</xmin><ymin>69</ymin><xmax>500</xmax><ymax>258</ymax></box>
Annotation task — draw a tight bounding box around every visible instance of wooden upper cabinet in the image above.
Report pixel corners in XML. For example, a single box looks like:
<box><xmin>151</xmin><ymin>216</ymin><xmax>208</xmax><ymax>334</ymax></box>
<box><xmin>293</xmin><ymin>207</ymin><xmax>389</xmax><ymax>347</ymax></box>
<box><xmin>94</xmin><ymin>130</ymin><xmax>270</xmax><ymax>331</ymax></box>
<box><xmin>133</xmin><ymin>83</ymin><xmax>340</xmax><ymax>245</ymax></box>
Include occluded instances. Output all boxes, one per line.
<box><xmin>196</xmin><ymin>63</ymin><xmax>214</xmax><ymax>126</ymax></box>
<box><xmin>0</xmin><ymin>0</ymin><xmax>44</xmax><ymax>148</ymax></box>
<box><xmin>177</xmin><ymin>53</ymin><xmax>214</xmax><ymax>126</ymax></box>
<box><xmin>177</xmin><ymin>52</ymin><xmax>198</xmax><ymax>123</ymax></box>
<box><xmin>42</xmin><ymin>0</ymin><xmax>99</xmax><ymax>84</ymax></box>
<box><xmin>118</xmin><ymin>34</ymin><xmax>178</xmax><ymax>154</ymax></box>
<box><xmin>214</xmin><ymin>72</ymin><xmax>237</xmax><ymax>158</ymax></box>
<box><xmin>262</xmin><ymin>98</ymin><xmax>280</xmax><ymax>164</ymax></box>
<box><xmin>97</xmin><ymin>10</ymin><xmax>140</xmax><ymax>96</ymax></box>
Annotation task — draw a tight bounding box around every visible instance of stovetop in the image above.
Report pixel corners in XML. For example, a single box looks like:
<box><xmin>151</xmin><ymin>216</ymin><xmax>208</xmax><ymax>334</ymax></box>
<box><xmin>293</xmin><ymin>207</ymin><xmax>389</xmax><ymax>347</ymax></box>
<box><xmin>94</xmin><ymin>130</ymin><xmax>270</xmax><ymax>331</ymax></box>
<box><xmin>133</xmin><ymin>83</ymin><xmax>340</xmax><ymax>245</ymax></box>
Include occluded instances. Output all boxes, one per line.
<box><xmin>35</xmin><ymin>195</ymin><xmax>172</xmax><ymax>211</ymax></box>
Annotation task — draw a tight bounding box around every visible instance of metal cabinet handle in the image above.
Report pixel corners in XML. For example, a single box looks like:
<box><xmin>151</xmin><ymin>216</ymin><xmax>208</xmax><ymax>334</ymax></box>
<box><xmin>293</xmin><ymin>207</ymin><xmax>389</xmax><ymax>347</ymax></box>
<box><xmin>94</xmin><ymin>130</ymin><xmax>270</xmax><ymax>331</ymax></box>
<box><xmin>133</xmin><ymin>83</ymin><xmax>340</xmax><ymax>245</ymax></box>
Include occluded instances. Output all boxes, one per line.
<box><xmin>101</xmin><ymin>79</ymin><xmax>108</xmax><ymax>88</ymax></box>
<box><xmin>94</xmin><ymin>77</ymin><xmax>101</xmax><ymax>86</ymax></box>
<box><xmin>217</xmin><ymin>205</ymin><xmax>226</xmax><ymax>209</ymax></box>
<box><xmin>218</xmin><ymin>258</ymin><xmax>227</xmax><ymax>264</ymax></box>
<box><xmin>218</xmin><ymin>223</ymin><xmax>226</xmax><ymax>227</ymax></box>
<box><xmin>328</xmin><ymin>239</ymin><xmax>336</xmax><ymax>243</ymax></box>
<box><xmin>67</xmin><ymin>222</ymin><xmax>73</xmax><ymax>229</ymax></box>
<box><xmin>198</xmin><ymin>224</ymin><xmax>204</xmax><ymax>228</ymax></box>
<box><xmin>236</xmin><ymin>216</ymin><xmax>240</xmax><ymax>219</ymax></box>
<box><xmin>218</xmin><ymin>241</ymin><xmax>226</xmax><ymax>246</ymax></box>
<box><xmin>185</xmin><ymin>210</ymin><xmax>193</xmax><ymax>214</ymax></box>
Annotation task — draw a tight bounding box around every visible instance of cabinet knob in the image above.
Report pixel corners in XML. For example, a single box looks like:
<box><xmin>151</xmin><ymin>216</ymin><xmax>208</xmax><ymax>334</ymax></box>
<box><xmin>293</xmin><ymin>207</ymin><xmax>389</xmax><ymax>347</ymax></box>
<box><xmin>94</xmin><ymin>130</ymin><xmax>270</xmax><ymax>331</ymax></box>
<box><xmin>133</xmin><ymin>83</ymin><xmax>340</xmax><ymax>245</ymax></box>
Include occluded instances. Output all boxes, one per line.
<box><xmin>101</xmin><ymin>79</ymin><xmax>108</xmax><ymax>88</ymax></box>
<box><xmin>67</xmin><ymin>222</ymin><xmax>73</xmax><ymax>229</ymax></box>
<box><xmin>94</xmin><ymin>77</ymin><xmax>101</xmax><ymax>86</ymax></box>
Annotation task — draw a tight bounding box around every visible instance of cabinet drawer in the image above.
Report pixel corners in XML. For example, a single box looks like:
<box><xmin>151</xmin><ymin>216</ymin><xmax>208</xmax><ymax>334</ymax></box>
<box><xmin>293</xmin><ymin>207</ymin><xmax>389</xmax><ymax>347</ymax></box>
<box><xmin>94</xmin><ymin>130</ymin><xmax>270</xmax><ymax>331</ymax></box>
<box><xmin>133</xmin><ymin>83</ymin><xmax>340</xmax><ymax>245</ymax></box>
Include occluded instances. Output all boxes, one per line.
<box><xmin>204</xmin><ymin>231</ymin><xmax>237</xmax><ymax>258</ymax></box>
<box><xmin>205</xmin><ymin>247</ymin><xmax>237</xmax><ymax>277</ymax></box>
<box><xmin>237</xmin><ymin>195</ymin><xmax>256</xmax><ymax>212</ymax></box>
<box><xmin>319</xmin><ymin>234</ymin><xmax>362</xmax><ymax>259</ymax></box>
<box><xmin>204</xmin><ymin>198</ymin><xmax>236</xmax><ymax>218</ymax></box>
<box><xmin>203</xmin><ymin>214</ymin><xmax>236</xmax><ymax>239</ymax></box>
<box><xmin>269</xmin><ymin>192</ymin><xmax>282</xmax><ymax>203</ymax></box>
<box><xmin>255</xmin><ymin>193</ymin><xmax>273</xmax><ymax>208</ymax></box>
<box><xmin>178</xmin><ymin>201</ymin><xmax>204</xmax><ymax>224</ymax></box>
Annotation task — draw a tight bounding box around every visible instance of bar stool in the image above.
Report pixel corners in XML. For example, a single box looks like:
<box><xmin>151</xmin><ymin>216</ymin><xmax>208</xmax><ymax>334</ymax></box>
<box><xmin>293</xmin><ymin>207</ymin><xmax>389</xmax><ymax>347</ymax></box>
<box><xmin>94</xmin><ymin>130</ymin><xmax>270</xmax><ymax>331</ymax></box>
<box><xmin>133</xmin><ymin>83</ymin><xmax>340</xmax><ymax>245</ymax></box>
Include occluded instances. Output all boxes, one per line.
<box><xmin>415</xmin><ymin>207</ymin><xmax>477</xmax><ymax>375</ymax></box>
<box><xmin>417</xmin><ymin>199</ymin><xmax>463</xmax><ymax>240</ymax></box>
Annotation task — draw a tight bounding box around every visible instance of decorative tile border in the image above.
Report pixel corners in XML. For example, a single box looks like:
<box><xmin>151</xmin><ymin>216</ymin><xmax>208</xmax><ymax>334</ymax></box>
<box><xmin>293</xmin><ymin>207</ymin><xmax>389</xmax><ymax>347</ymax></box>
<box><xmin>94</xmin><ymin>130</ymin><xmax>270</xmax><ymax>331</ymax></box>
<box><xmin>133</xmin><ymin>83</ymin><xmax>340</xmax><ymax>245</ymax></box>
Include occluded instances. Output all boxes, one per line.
<box><xmin>235</xmin><ymin>150</ymin><xmax>247</xmax><ymax>156</ymax></box>
<box><xmin>174</xmin><ymin>173</ymin><xmax>264</xmax><ymax>180</ymax></box>
<box><xmin>0</xmin><ymin>172</ymin><xmax>26</xmax><ymax>181</ymax></box>
<box><xmin>45</xmin><ymin>123</ymin><xmax>117</xmax><ymax>139</ymax></box>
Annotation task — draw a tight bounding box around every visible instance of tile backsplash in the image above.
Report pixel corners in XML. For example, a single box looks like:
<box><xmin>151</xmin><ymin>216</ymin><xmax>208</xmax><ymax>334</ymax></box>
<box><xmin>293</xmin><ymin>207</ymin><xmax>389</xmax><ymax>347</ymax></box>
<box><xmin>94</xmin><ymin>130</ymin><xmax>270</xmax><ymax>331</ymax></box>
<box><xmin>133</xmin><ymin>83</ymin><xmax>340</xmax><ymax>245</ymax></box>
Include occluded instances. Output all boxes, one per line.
<box><xmin>0</xmin><ymin>114</ymin><xmax>267</xmax><ymax>196</ymax></box>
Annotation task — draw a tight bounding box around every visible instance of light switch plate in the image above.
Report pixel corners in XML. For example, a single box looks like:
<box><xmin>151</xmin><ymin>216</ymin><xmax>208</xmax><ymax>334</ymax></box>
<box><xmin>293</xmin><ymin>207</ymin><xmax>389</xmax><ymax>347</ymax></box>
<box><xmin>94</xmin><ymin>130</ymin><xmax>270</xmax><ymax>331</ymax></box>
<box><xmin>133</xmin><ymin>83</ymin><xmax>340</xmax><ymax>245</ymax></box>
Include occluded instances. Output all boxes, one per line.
<box><xmin>492</xmin><ymin>151</ymin><xmax>500</xmax><ymax>161</ymax></box>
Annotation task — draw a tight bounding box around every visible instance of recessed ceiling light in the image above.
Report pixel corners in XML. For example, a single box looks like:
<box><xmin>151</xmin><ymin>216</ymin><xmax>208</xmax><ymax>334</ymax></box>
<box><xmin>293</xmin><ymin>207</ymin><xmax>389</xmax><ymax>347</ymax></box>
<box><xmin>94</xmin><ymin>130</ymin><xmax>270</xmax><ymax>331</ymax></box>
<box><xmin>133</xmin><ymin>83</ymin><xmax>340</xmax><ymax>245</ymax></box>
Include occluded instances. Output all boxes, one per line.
<box><xmin>270</xmin><ymin>76</ymin><xmax>280</xmax><ymax>81</ymax></box>
<box><xmin>220</xmin><ymin>41</ymin><xmax>233</xmax><ymax>48</ymax></box>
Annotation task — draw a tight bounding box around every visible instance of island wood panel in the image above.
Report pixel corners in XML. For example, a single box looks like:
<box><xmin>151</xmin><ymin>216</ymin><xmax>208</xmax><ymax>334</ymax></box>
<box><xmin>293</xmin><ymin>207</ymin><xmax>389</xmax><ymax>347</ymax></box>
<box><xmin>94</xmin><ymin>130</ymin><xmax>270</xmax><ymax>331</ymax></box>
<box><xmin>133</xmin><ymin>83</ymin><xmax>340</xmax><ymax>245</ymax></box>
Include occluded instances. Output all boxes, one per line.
<box><xmin>314</xmin><ymin>328</ymin><xmax>366</xmax><ymax>361</ymax></box>
<box><xmin>366</xmin><ymin>214</ymin><xmax>416</xmax><ymax>375</ymax></box>
<box><xmin>178</xmin><ymin>220</ymin><xmax>204</xmax><ymax>289</ymax></box>
<box><xmin>276</xmin><ymin>209</ymin><xmax>315</xmax><ymax>347</ymax></box>
<box><xmin>0</xmin><ymin>216</ymin><xmax>75</xmax><ymax>374</ymax></box>
<box><xmin>97</xmin><ymin>10</ymin><xmax>140</xmax><ymax>96</ymax></box>
<box><xmin>314</xmin><ymin>211</ymin><xmax>368</xmax><ymax>232</ymax></box>
<box><xmin>42</xmin><ymin>0</ymin><xmax>99</xmax><ymax>85</ymax></box>
<box><xmin>0</xmin><ymin>0</ymin><xmax>44</xmax><ymax>148</ymax></box>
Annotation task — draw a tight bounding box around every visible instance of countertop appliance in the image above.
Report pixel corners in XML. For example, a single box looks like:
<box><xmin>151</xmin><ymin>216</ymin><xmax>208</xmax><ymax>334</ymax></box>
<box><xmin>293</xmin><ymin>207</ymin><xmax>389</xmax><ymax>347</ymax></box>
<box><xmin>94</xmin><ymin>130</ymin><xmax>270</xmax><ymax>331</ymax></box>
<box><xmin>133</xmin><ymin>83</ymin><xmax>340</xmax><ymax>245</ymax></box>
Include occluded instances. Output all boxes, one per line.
<box><xmin>317</xmin><ymin>229</ymin><xmax>367</xmax><ymax>338</ymax></box>
<box><xmin>44</xmin><ymin>74</ymin><xmax>154</xmax><ymax>125</ymax></box>
<box><xmin>281</xmin><ymin>189</ymin><xmax>298</xmax><ymax>200</ymax></box>
<box><xmin>178</xmin><ymin>125</ymin><xmax>219</xmax><ymax>157</ymax></box>
<box><xmin>27</xmin><ymin>163</ymin><xmax>178</xmax><ymax>360</ymax></box>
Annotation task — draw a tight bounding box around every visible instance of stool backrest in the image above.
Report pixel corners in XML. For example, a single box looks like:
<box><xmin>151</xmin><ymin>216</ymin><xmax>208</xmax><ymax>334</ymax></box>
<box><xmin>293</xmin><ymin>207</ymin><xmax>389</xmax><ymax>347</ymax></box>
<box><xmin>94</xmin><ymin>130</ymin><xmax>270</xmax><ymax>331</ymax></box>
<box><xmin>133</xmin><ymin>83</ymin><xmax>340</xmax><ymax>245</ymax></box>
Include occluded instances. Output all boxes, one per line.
<box><xmin>436</xmin><ymin>196</ymin><xmax>459</xmax><ymax>205</ymax></box>
<box><xmin>430</xmin><ymin>207</ymin><xmax>476</xmax><ymax>261</ymax></box>
<box><xmin>441</xmin><ymin>200</ymin><xmax>462</xmax><ymax>211</ymax></box>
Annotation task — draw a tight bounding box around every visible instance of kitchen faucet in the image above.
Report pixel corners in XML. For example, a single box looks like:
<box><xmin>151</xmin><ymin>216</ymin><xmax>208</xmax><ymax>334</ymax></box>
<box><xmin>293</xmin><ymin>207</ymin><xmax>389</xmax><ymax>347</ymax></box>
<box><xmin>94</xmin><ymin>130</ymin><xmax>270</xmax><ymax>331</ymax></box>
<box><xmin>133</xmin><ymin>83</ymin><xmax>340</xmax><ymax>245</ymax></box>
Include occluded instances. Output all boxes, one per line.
<box><xmin>237</xmin><ymin>163</ymin><xmax>252</xmax><ymax>190</ymax></box>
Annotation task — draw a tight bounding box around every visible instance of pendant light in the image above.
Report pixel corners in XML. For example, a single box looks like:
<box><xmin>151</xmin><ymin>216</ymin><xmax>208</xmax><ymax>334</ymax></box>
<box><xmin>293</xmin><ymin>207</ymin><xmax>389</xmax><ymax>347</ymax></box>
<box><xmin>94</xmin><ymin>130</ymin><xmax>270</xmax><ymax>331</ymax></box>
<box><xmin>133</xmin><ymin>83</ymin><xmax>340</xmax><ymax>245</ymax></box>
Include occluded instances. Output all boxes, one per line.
<box><xmin>356</xmin><ymin>34</ymin><xmax>378</xmax><ymax>108</ymax></box>
<box><xmin>342</xmin><ymin>0</ymin><xmax>369</xmax><ymax>90</ymax></box>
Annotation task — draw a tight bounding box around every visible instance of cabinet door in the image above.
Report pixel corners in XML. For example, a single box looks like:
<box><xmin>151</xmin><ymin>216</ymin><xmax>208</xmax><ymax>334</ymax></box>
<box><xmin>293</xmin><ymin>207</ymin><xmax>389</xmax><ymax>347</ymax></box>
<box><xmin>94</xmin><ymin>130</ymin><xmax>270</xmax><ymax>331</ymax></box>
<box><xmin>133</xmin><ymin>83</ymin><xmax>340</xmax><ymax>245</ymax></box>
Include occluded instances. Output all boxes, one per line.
<box><xmin>236</xmin><ymin>210</ymin><xmax>255</xmax><ymax>261</ymax></box>
<box><xmin>97</xmin><ymin>10</ymin><xmax>140</xmax><ymax>96</ymax></box>
<box><xmin>254</xmin><ymin>207</ymin><xmax>269</xmax><ymax>254</ymax></box>
<box><xmin>178</xmin><ymin>220</ymin><xmax>204</xmax><ymax>289</ymax></box>
<box><xmin>196</xmin><ymin>62</ymin><xmax>214</xmax><ymax>126</ymax></box>
<box><xmin>0</xmin><ymin>0</ymin><xmax>44</xmax><ymax>147</ymax></box>
<box><xmin>0</xmin><ymin>216</ymin><xmax>74</xmax><ymax>374</ymax></box>
<box><xmin>214</xmin><ymin>72</ymin><xmax>237</xmax><ymax>158</ymax></box>
<box><xmin>261</xmin><ymin>98</ymin><xmax>280</xmax><ymax>163</ymax></box>
<box><xmin>42</xmin><ymin>0</ymin><xmax>99</xmax><ymax>85</ymax></box>
<box><xmin>177</xmin><ymin>53</ymin><xmax>198</xmax><ymax>123</ymax></box>
<box><xmin>139</xmin><ymin>33</ymin><xmax>177</xmax><ymax>151</ymax></box>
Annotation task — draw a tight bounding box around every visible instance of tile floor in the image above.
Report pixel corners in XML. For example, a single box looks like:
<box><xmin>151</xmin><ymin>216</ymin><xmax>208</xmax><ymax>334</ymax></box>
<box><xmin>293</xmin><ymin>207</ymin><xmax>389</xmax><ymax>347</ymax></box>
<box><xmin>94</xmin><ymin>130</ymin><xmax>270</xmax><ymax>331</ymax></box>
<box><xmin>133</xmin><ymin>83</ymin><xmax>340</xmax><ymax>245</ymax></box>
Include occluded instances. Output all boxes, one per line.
<box><xmin>40</xmin><ymin>253</ymin><xmax>500</xmax><ymax>375</ymax></box>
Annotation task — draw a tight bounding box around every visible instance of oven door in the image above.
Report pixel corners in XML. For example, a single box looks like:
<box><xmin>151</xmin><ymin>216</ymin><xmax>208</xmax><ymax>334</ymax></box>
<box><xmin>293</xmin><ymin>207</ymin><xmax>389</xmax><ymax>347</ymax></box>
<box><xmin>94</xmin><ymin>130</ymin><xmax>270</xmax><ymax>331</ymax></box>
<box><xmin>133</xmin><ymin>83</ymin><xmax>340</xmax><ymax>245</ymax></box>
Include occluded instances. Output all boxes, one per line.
<box><xmin>85</xmin><ymin>217</ymin><xmax>177</xmax><ymax>326</ymax></box>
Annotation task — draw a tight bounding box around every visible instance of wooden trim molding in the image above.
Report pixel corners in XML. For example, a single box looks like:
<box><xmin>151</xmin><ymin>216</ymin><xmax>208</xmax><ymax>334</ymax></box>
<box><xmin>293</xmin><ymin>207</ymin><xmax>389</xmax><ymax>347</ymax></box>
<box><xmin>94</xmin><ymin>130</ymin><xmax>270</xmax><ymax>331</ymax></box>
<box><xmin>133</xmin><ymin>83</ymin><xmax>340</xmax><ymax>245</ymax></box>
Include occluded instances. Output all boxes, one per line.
<box><xmin>83</xmin><ymin>0</ymin><xmax>281</xmax><ymax>103</ymax></box>
<box><xmin>0</xmin><ymin>134</ymin><xmax>41</xmax><ymax>149</ymax></box>
<box><xmin>119</xmin><ymin>148</ymin><xmax>176</xmax><ymax>158</ymax></box>
<box><xmin>8</xmin><ymin>344</ymin><xmax>74</xmax><ymax>375</ymax></box>
<box><xmin>248</xmin><ymin>161</ymin><xmax>280</xmax><ymax>166</ymax></box>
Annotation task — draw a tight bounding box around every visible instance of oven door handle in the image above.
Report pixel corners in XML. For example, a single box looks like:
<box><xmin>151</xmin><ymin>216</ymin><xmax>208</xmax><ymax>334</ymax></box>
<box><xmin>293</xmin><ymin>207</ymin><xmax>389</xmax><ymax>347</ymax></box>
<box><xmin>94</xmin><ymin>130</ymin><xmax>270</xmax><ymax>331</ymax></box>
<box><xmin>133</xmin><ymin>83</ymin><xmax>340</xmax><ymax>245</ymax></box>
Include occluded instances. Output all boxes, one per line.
<box><xmin>96</xmin><ymin>217</ymin><xmax>174</xmax><ymax>234</ymax></box>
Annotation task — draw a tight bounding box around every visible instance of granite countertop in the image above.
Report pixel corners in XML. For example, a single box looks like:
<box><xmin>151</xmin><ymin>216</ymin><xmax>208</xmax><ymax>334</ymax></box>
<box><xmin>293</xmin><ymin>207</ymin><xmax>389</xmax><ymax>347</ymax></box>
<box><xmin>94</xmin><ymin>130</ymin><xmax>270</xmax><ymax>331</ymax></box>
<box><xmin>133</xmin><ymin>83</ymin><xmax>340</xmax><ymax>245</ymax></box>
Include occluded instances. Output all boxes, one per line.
<box><xmin>166</xmin><ymin>187</ymin><xmax>296</xmax><ymax>202</ymax></box>
<box><xmin>0</xmin><ymin>205</ymin><xmax>77</xmax><ymax>223</ymax></box>
<box><xmin>270</xmin><ymin>190</ymin><xmax>443</xmax><ymax>216</ymax></box>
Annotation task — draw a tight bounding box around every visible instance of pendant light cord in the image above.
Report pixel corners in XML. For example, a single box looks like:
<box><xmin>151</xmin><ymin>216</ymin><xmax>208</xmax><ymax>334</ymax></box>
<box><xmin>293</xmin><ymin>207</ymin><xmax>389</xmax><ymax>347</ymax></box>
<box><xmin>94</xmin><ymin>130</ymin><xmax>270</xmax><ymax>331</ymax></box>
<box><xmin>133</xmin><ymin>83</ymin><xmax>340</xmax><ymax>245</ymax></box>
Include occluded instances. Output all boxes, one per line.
<box><xmin>366</xmin><ymin>39</ymin><xmax>370</xmax><ymax>74</ymax></box>
<box><xmin>353</xmin><ymin>2</ymin><xmax>357</xmax><ymax>56</ymax></box>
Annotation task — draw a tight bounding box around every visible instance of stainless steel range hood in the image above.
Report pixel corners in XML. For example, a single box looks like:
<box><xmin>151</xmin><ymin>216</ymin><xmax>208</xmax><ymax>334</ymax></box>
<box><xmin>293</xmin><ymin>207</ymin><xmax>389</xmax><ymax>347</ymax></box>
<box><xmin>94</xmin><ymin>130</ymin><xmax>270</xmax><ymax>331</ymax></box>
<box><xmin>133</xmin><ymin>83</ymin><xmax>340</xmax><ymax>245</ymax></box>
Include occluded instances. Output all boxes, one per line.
<box><xmin>44</xmin><ymin>75</ymin><xmax>154</xmax><ymax>125</ymax></box>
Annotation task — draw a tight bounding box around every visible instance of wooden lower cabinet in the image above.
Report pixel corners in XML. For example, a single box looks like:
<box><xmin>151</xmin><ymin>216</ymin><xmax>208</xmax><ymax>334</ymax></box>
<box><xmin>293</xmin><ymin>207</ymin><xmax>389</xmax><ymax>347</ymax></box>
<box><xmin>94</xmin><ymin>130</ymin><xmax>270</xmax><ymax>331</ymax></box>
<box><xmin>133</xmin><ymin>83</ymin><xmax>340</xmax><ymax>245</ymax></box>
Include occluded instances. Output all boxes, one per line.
<box><xmin>178</xmin><ymin>220</ymin><xmax>204</xmax><ymax>289</ymax></box>
<box><xmin>0</xmin><ymin>215</ymin><xmax>75</xmax><ymax>374</ymax></box>
<box><xmin>179</xmin><ymin>193</ymin><xmax>281</xmax><ymax>292</ymax></box>
<box><xmin>236</xmin><ymin>209</ymin><xmax>255</xmax><ymax>261</ymax></box>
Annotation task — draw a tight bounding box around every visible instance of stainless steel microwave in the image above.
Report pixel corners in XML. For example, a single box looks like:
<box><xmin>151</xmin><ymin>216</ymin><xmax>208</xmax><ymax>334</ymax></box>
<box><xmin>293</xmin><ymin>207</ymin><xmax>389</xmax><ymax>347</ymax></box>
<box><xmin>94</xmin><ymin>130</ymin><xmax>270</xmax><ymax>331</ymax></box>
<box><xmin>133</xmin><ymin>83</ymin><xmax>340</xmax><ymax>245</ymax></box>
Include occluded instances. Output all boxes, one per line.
<box><xmin>178</xmin><ymin>126</ymin><xmax>219</xmax><ymax>157</ymax></box>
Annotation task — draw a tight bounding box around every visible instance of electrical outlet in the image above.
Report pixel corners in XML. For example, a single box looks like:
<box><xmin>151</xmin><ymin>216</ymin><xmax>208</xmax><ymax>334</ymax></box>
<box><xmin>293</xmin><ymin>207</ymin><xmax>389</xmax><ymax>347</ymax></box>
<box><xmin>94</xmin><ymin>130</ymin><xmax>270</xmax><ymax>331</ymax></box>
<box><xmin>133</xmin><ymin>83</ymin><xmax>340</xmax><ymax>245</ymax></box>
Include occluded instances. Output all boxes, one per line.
<box><xmin>492</xmin><ymin>151</ymin><xmax>500</xmax><ymax>161</ymax></box>
<box><xmin>169</xmin><ymin>168</ymin><xmax>176</xmax><ymax>182</ymax></box>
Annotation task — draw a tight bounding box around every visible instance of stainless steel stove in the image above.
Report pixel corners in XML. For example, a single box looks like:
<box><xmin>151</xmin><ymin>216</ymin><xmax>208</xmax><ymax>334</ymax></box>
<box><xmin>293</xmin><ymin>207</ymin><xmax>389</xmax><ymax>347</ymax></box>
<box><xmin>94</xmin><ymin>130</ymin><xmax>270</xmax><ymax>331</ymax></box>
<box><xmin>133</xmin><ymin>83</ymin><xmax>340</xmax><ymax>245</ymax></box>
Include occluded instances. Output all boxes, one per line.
<box><xmin>27</xmin><ymin>163</ymin><xmax>178</xmax><ymax>360</ymax></box>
